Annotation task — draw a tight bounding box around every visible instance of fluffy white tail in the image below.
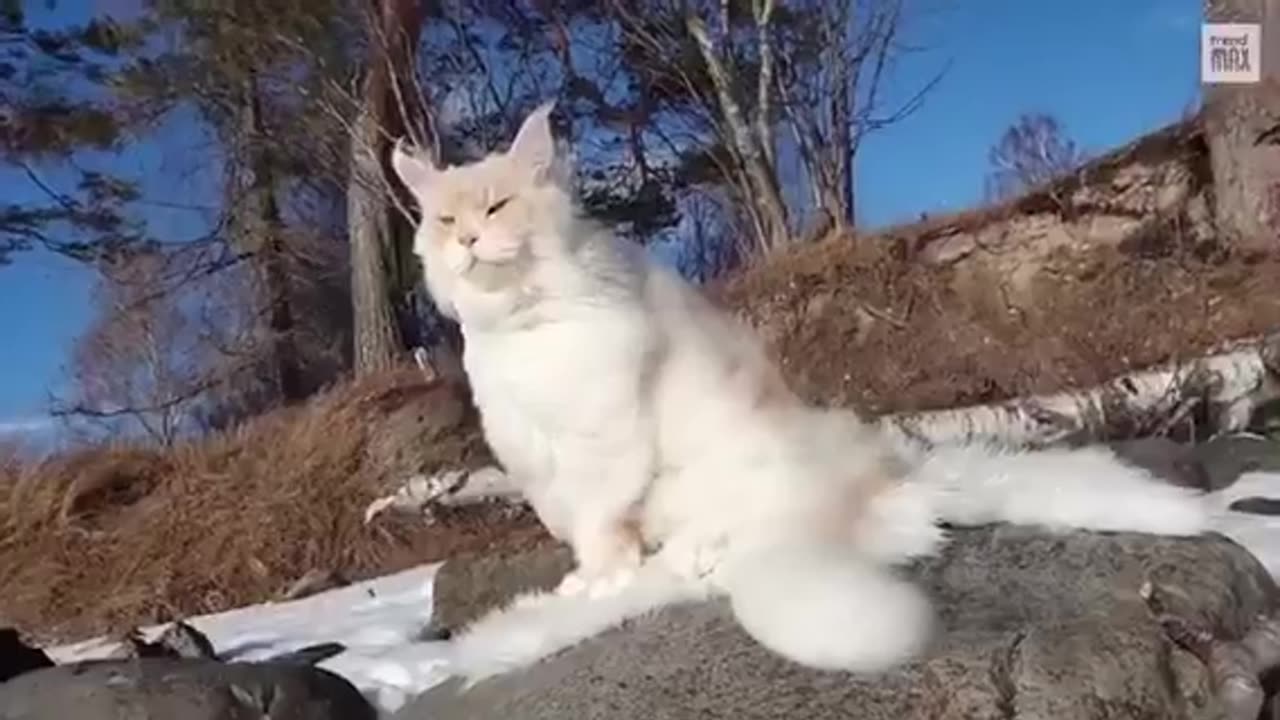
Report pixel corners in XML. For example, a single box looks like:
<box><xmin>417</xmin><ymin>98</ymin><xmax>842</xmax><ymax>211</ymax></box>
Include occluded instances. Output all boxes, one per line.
<box><xmin>718</xmin><ymin>540</ymin><xmax>934</xmax><ymax>674</ymax></box>
<box><xmin>715</xmin><ymin>440</ymin><xmax>1213</xmax><ymax>675</ymax></box>
<box><xmin>907</xmin><ymin>442</ymin><xmax>1210</xmax><ymax>535</ymax></box>
<box><xmin>446</xmin><ymin>540</ymin><xmax>936</xmax><ymax>682</ymax></box>
<box><xmin>446</xmin><ymin>562</ymin><xmax>709</xmax><ymax>686</ymax></box>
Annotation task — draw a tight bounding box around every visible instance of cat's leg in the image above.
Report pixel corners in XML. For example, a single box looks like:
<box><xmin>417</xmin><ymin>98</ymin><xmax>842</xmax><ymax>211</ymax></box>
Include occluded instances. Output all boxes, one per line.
<box><xmin>549</xmin><ymin>428</ymin><xmax>656</xmax><ymax>599</ymax></box>
<box><xmin>556</xmin><ymin>515</ymin><xmax>645</xmax><ymax>598</ymax></box>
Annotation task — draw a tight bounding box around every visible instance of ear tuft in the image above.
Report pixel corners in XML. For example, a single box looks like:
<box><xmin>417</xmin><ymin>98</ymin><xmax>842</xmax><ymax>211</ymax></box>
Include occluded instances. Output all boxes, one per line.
<box><xmin>391</xmin><ymin>137</ymin><xmax>437</xmax><ymax>193</ymax></box>
<box><xmin>507</xmin><ymin>100</ymin><xmax>559</xmax><ymax>178</ymax></box>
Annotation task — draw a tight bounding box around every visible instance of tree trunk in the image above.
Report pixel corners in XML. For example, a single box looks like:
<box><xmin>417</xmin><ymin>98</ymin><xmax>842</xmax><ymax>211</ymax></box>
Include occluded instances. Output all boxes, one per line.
<box><xmin>829</xmin><ymin>67</ymin><xmax>855</xmax><ymax>228</ymax></box>
<box><xmin>685</xmin><ymin>12</ymin><xmax>790</xmax><ymax>253</ymax></box>
<box><xmin>753</xmin><ymin>0</ymin><xmax>777</xmax><ymax>170</ymax></box>
<box><xmin>348</xmin><ymin>0</ymin><xmax>427</xmax><ymax>376</ymax></box>
<box><xmin>242</xmin><ymin>76</ymin><xmax>304</xmax><ymax>401</ymax></box>
<box><xmin>1203</xmin><ymin>0</ymin><xmax>1280</xmax><ymax>253</ymax></box>
<box><xmin>349</xmin><ymin>109</ymin><xmax>402</xmax><ymax>376</ymax></box>
<box><xmin>821</xmin><ymin>4</ymin><xmax>855</xmax><ymax>230</ymax></box>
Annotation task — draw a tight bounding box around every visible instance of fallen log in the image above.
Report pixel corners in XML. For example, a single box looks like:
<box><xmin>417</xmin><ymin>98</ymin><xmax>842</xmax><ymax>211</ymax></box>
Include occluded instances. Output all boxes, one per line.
<box><xmin>883</xmin><ymin>331</ymin><xmax>1279</xmax><ymax>449</ymax></box>
<box><xmin>364</xmin><ymin>332</ymin><xmax>1280</xmax><ymax>520</ymax></box>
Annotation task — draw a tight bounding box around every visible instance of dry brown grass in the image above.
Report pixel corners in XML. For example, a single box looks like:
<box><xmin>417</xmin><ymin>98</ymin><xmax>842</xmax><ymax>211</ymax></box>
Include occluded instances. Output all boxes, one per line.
<box><xmin>718</xmin><ymin>235</ymin><xmax>1280</xmax><ymax>416</ymax></box>
<box><xmin>0</xmin><ymin>368</ymin><xmax>546</xmax><ymax>643</ymax></box>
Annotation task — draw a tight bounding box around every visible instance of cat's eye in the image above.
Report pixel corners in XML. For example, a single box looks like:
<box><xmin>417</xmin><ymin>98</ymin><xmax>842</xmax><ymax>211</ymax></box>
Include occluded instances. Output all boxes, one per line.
<box><xmin>438</xmin><ymin>215</ymin><xmax>455</xmax><ymax>226</ymax></box>
<box><xmin>486</xmin><ymin>197</ymin><xmax>512</xmax><ymax>216</ymax></box>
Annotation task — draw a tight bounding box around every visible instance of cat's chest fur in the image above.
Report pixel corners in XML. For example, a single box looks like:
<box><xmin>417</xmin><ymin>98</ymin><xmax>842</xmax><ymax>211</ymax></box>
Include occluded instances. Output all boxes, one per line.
<box><xmin>460</xmin><ymin>297</ymin><xmax>658</xmax><ymax>535</ymax></box>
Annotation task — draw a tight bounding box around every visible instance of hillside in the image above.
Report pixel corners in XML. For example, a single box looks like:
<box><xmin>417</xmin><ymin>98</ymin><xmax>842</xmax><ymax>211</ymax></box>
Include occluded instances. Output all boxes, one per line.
<box><xmin>3</xmin><ymin>115</ymin><xmax>1279</xmax><ymax>642</ymax></box>
<box><xmin>718</xmin><ymin>115</ymin><xmax>1280</xmax><ymax>414</ymax></box>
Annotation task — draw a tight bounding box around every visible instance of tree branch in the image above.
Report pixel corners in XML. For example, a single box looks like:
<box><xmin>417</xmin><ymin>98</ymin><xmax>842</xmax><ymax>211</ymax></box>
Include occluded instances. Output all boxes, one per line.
<box><xmin>753</xmin><ymin>0</ymin><xmax>776</xmax><ymax>168</ymax></box>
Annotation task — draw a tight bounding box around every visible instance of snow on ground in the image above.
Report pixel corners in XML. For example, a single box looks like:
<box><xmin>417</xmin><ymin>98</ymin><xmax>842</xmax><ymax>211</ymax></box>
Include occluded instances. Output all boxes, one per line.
<box><xmin>46</xmin><ymin>562</ymin><xmax>451</xmax><ymax>715</ymax></box>
<box><xmin>1209</xmin><ymin>471</ymin><xmax>1280</xmax><ymax>579</ymax></box>
<box><xmin>36</xmin><ymin>471</ymin><xmax>1280</xmax><ymax>717</ymax></box>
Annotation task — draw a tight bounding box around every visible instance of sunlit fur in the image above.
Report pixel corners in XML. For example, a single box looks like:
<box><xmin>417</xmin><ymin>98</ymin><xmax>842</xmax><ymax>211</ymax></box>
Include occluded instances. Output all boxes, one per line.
<box><xmin>391</xmin><ymin>103</ymin><xmax>1210</xmax><ymax>681</ymax></box>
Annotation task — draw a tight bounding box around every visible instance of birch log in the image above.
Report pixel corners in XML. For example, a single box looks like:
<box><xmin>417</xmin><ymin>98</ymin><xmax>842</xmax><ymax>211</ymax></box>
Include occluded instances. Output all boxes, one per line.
<box><xmin>881</xmin><ymin>332</ymin><xmax>1280</xmax><ymax>449</ymax></box>
<box><xmin>364</xmin><ymin>332</ymin><xmax>1280</xmax><ymax>519</ymax></box>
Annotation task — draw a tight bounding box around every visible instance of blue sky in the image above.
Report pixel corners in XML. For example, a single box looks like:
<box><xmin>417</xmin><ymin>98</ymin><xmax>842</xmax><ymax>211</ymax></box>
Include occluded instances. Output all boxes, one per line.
<box><xmin>856</xmin><ymin>0</ymin><xmax>1201</xmax><ymax>225</ymax></box>
<box><xmin>0</xmin><ymin>0</ymin><xmax>1204</xmax><ymax>440</ymax></box>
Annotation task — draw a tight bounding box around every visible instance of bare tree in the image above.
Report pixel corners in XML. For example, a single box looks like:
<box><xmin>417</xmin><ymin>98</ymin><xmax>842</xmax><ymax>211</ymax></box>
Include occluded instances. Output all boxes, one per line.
<box><xmin>984</xmin><ymin>112</ymin><xmax>1088</xmax><ymax>201</ymax></box>
<box><xmin>54</xmin><ymin>252</ymin><xmax>217</xmax><ymax>445</ymax></box>
<box><xmin>774</xmin><ymin>0</ymin><xmax>943</xmax><ymax>230</ymax></box>
<box><xmin>608</xmin><ymin>0</ymin><xmax>942</xmax><ymax>255</ymax></box>
<box><xmin>53</xmin><ymin>215</ymin><xmax>352</xmax><ymax>444</ymax></box>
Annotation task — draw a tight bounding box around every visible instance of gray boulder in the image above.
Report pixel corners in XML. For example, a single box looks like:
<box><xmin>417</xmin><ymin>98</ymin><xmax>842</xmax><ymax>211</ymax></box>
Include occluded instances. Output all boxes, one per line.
<box><xmin>0</xmin><ymin>657</ymin><xmax>376</xmax><ymax>720</ymax></box>
<box><xmin>0</xmin><ymin>631</ymin><xmax>51</xmax><ymax>684</ymax></box>
<box><xmin>1110</xmin><ymin>434</ymin><xmax>1280</xmax><ymax>492</ymax></box>
<box><xmin>424</xmin><ymin>541</ymin><xmax>573</xmax><ymax>640</ymax></box>
<box><xmin>399</xmin><ymin>526</ymin><xmax>1276</xmax><ymax>720</ymax></box>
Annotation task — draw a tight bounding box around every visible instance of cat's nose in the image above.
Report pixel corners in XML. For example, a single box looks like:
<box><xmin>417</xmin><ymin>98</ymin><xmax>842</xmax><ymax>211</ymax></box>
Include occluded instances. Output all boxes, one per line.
<box><xmin>458</xmin><ymin>234</ymin><xmax>478</xmax><ymax>248</ymax></box>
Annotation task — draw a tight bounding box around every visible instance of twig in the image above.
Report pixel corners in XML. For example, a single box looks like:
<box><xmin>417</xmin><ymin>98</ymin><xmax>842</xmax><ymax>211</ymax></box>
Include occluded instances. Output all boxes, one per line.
<box><xmin>363</xmin><ymin>466</ymin><xmax>524</xmax><ymax>524</ymax></box>
<box><xmin>858</xmin><ymin>299</ymin><xmax>909</xmax><ymax>329</ymax></box>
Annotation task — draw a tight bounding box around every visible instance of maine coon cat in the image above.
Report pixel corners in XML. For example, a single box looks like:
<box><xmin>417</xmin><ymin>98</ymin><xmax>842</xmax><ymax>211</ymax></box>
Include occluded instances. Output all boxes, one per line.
<box><xmin>390</xmin><ymin>102</ymin><xmax>1209</xmax><ymax>682</ymax></box>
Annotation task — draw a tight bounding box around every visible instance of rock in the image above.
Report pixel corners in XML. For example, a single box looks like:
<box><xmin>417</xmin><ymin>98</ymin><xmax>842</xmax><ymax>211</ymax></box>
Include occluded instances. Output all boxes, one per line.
<box><xmin>1229</xmin><ymin>496</ymin><xmax>1280</xmax><ymax>515</ymax></box>
<box><xmin>398</xmin><ymin>526</ymin><xmax>1276</xmax><ymax>720</ymax></box>
<box><xmin>423</xmin><ymin>540</ymin><xmax>573</xmax><ymax>640</ymax></box>
<box><xmin>0</xmin><ymin>630</ymin><xmax>52</xmax><ymax>683</ymax></box>
<box><xmin>261</xmin><ymin>643</ymin><xmax>348</xmax><ymax>667</ymax></box>
<box><xmin>111</xmin><ymin>620</ymin><xmax>218</xmax><ymax>661</ymax></box>
<box><xmin>1110</xmin><ymin>437</ymin><xmax>1211</xmax><ymax>489</ymax></box>
<box><xmin>1191</xmin><ymin>434</ymin><xmax>1280</xmax><ymax>488</ymax></box>
<box><xmin>0</xmin><ymin>657</ymin><xmax>377</xmax><ymax>720</ymax></box>
<box><xmin>105</xmin><ymin>620</ymin><xmax>346</xmax><ymax>668</ymax></box>
<box><xmin>1111</xmin><ymin>434</ymin><xmax>1280</xmax><ymax>492</ymax></box>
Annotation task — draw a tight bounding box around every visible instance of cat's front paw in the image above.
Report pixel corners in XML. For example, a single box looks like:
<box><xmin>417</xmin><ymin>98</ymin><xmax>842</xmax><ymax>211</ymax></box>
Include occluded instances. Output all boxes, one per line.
<box><xmin>585</xmin><ymin>567</ymin><xmax>637</xmax><ymax>599</ymax></box>
<box><xmin>554</xmin><ymin>566</ymin><xmax>637</xmax><ymax>599</ymax></box>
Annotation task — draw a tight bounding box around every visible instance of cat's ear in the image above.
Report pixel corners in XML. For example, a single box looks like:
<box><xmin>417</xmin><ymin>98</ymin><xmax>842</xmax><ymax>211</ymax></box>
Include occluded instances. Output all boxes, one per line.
<box><xmin>507</xmin><ymin>100</ymin><xmax>558</xmax><ymax>179</ymax></box>
<box><xmin>391</xmin><ymin>138</ymin><xmax>437</xmax><ymax>194</ymax></box>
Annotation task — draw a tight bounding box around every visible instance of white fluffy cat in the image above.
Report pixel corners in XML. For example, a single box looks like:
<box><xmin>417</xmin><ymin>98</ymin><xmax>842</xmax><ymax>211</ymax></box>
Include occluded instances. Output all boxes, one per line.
<box><xmin>390</xmin><ymin>102</ymin><xmax>1209</xmax><ymax>680</ymax></box>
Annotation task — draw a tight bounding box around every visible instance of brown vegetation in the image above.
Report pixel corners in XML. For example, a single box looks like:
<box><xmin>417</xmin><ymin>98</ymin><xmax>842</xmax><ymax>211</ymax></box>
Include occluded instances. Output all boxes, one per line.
<box><xmin>716</xmin><ymin>114</ymin><xmax>1279</xmax><ymax>416</ymax></box>
<box><xmin>719</xmin><ymin>233</ymin><xmax>1280</xmax><ymax>416</ymax></box>
<box><xmin>0</xmin><ymin>368</ymin><xmax>545</xmax><ymax>643</ymax></box>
